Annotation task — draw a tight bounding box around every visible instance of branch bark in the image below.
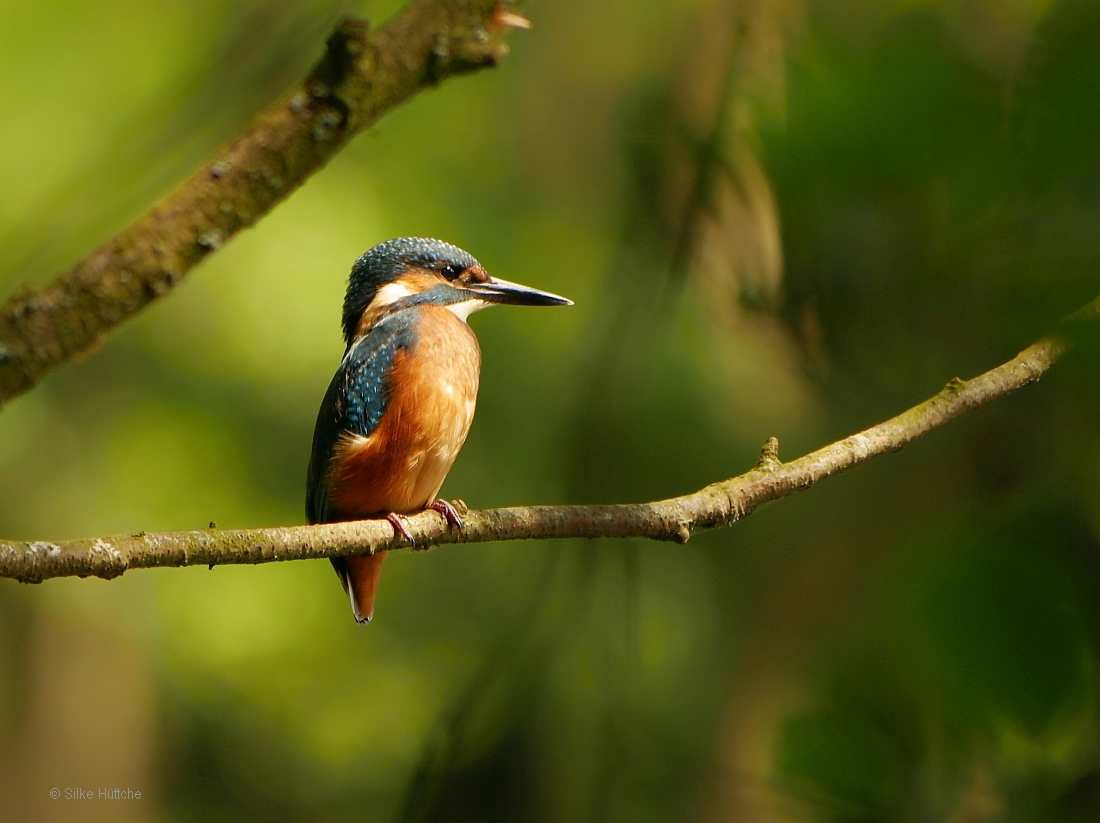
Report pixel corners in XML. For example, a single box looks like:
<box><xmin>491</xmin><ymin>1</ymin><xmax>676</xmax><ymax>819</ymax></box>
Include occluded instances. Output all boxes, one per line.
<box><xmin>0</xmin><ymin>0</ymin><xmax>516</xmax><ymax>410</ymax></box>
<box><xmin>1</xmin><ymin>312</ymin><xmax>1083</xmax><ymax>583</ymax></box>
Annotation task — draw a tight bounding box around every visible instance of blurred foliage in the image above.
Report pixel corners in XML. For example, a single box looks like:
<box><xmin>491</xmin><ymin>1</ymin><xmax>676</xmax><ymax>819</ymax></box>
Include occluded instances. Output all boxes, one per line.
<box><xmin>1</xmin><ymin>0</ymin><xmax>1100</xmax><ymax>821</ymax></box>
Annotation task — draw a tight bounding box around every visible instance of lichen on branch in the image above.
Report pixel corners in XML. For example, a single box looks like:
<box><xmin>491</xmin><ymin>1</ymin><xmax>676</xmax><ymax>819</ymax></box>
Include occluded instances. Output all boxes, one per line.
<box><xmin>0</xmin><ymin>323</ymin><xmax>1072</xmax><ymax>584</ymax></box>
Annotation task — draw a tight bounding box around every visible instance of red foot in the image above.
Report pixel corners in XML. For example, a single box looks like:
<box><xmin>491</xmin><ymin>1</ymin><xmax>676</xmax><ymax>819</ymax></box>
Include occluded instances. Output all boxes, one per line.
<box><xmin>386</xmin><ymin>513</ymin><xmax>415</xmax><ymax>546</ymax></box>
<box><xmin>429</xmin><ymin>499</ymin><xmax>463</xmax><ymax>531</ymax></box>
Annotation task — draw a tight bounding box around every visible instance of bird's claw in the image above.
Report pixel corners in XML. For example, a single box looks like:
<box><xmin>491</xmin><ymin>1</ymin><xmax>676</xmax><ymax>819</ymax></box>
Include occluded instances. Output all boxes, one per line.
<box><xmin>386</xmin><ymin>513</ymin><xmax>416</xmax><ymax>547</ymax></box>
<box><xmin>386</xmin><ymin>502</ymin><xmax>460</xmax><ymax>551</ymax></box>
<box><xmin>429</xmin><ymin>499</ymin><xmax>463</xmax><ymax>531</ymax></box>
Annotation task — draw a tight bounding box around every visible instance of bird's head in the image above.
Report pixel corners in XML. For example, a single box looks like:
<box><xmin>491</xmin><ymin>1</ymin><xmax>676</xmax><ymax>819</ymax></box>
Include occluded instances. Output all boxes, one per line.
<box><xmin>342</xmin><ymin>237</ymin><xmax>571</xmax><ymax>345</ymax></box>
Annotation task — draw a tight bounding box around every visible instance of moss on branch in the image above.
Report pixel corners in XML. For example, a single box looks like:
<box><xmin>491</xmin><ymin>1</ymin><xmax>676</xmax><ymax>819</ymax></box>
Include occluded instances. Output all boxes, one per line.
<box><xmin>0</xmin><ymin>0</ymin><xmax>520</xmax><ymax>408</ymax></box>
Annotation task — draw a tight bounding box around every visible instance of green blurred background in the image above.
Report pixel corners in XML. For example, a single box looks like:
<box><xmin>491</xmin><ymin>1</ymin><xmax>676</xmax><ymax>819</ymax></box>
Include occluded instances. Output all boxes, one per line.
<box><xmin>2</xmin><ymin>0</ymin><xmax>1099</xmax><ymax>820</ymax></box>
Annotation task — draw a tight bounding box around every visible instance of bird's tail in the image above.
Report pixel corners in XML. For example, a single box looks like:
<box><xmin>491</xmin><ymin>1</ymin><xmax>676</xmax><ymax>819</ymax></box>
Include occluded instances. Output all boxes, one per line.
<box><xmin>331</xmin><ymin>553</ymin><xmax>387</xmax><ymax>623</ymax></box>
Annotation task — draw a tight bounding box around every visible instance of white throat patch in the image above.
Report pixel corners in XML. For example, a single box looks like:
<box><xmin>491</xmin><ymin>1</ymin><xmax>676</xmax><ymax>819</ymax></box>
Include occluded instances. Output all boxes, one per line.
<box><xmin>446</xmin><ymin>299</ymin><xmax>491</xmax><ymax>322</ymax></box>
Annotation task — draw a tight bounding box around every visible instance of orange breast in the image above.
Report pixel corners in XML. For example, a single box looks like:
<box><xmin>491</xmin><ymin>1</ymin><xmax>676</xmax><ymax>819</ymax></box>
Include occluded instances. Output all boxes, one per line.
<box><xmin>327</xmin><ymin>306</ymin><xmax>481</xmax><ymax>519</ymax></box>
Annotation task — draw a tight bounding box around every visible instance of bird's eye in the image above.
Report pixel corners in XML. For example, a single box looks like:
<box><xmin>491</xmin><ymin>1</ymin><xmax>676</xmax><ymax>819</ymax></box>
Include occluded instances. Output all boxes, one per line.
<box><xmin>440</xmin><ymin>264</ymin><xmax>461</xmax><ymax>280</ymax></box>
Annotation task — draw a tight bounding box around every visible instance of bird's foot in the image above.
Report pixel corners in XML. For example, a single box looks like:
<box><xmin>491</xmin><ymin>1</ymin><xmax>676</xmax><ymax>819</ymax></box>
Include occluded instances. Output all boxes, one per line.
<box><xmin>429</xmin><ymin>498</ymin><xmax>463</xmax><ymax>531</ymax></box>
<box><xmin>386</xmin><ymin>513</ymin><xmax>415</xmax><ymax>547</ymax></box>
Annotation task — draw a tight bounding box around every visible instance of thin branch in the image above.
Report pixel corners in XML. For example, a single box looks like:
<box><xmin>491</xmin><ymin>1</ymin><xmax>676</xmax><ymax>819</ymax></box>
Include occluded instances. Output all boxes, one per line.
<box><xmin>0</xmin><ymin>312</ymin><xmax>1080</xmax><ymax>583</ymax></box>
<box><xmin>0</xmin><ymin>0</ymin><xmax>520</xmax><ymax>410</ymax></box>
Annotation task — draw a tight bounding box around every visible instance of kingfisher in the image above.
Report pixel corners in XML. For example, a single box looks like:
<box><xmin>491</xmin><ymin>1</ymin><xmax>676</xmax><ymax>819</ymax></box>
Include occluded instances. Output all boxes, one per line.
<box><xmin>306</xmin><ymin>238</ymin><xmax>572</xmax><ymax>623</ymax></box>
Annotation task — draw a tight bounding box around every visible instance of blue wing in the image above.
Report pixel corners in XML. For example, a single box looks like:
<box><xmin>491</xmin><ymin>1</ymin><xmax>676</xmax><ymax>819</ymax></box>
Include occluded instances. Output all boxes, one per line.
<box><xmin>305</xmin><ymin>312</ymin><xmax>417</xmax><ymax>525</ymax></box>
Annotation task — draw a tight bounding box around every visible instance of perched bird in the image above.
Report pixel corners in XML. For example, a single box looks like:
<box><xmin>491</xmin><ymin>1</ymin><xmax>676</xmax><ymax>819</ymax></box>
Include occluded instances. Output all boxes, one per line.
<box><xmin>306</xmin><ymin>238</ymin><xmax>571</xmax><ymax>623</ymax></box>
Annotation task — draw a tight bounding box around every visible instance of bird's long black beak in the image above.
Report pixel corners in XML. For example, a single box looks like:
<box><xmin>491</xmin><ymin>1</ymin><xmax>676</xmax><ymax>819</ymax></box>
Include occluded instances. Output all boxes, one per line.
<box><xmin>467</xmin><ymin>277</ymin><xmax>573</xmax><ymax>307</ymax></box>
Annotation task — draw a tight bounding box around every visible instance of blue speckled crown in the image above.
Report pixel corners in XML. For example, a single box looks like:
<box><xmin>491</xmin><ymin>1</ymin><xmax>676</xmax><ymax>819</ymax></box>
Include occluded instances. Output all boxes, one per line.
<box><xmin>342</xmin><ymin>237</ymin><xmax>480</xmax><ymax>345</ymax></box>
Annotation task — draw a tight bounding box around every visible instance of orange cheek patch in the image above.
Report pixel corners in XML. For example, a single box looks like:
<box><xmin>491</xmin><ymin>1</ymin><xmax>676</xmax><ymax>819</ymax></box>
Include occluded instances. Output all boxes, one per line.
<box><xmin>459</xmin><ymin>264</ymin><xmax>490</xmax><ymax>286</ymax></box>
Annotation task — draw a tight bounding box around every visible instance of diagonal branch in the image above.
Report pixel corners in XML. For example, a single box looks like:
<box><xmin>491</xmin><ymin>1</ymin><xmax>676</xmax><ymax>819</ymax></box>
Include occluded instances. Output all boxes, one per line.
<box><xmin>2</xmin><ymin>303</ymin><xmax>1088</xmax><ymax>583</ymax></box>
<box><xmin>0</xmin><ymin>0</ymin><xmax>521</xmax><ymax>410</ymax></box>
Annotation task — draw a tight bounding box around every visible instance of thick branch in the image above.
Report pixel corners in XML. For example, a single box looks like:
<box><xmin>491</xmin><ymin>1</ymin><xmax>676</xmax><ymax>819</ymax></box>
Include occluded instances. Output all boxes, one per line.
<box><xmin>0</xmin><ymin>323</ymin><xmax>1072</xmax><ymax>583</ymax></box>
<box><xmin>0</xmin><ymin>0</ymin><xmax>517</xmax><ymax>409</ymax></box>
